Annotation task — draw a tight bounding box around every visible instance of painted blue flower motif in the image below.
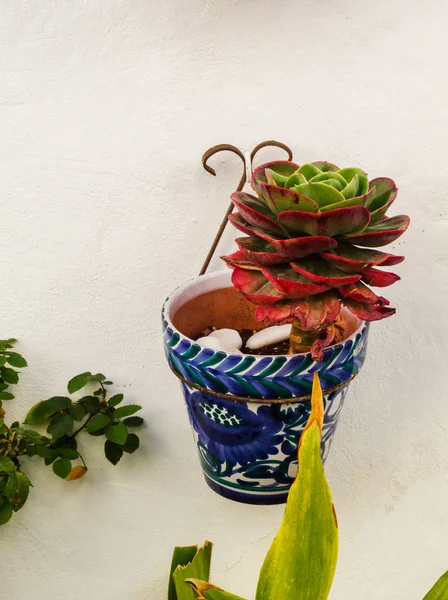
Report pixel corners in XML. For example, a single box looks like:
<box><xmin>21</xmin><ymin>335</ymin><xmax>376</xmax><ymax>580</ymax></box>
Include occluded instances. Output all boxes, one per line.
<box><xmin>184</xmin><ymin>385</ymin><xmax>283</xmax><ymax>467</ymax></box>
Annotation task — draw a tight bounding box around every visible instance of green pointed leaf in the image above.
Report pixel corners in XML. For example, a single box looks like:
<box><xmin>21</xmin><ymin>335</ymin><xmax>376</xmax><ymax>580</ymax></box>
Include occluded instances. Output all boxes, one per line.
<box><xmin>6</xmin><ymin>353</ymin><xmax>27</xmax><ymax>368</ymax></box>
<box><xmin>9</xmin><ymin>472</ymin><xmax>31</xmax><ymax>511</ymax></box>
<box><xmin>90</xmin><ymin>373</ymin><xmax>106</xmax><ymax>382</ymax></box>
<box><xmin>67</xmin><ymin>372</ymin><xmax>92</xmax><ymax>394</ymax></box>
<box><xmin>423</xmin><ymin>571</ymin><xmax>448</xmax><ymax>600</ymax></box>
<box><xmin>173</xmin><ymin>541</ymin><xmax>213</xmax><ymax>600</ymax></box>
<box><xmin>47</xmin><ymin>414</ymin><xmax>74</xmax><ymax>439</ymax></box>
<box><xmin>255</xmin><ymin>373</ymin><xmax>338</xmax><ymax>600</ymax></box>
<box><xmin>86</xmin><ymin>413</ymin><xmax>110</xmax><ymax>433</ymax></box>
<box><xmin>113</xmin><ymin>404</ymin><xmax>142</xmax><ymax>419</ymax></box>
<box><xmin>104</xmin><ymin>440</ymin><xmax>123</xmax><ymax>465</ymax></box>
<box><xmin>69</xmin><ymin>404</ymin><xmax>86</xmax><ymax>422</ymax></box>
<box><xmin>108</xmin><ymin>394</ymin><xmax>124</xmax><ymax>407</ymax></box>
<box><xmin>4</xmin><ymin>471</ymin><xmax>18</xmax><ymax>499</ymax></box>
<box><xmin>52</xmin><ymin>458</ymin><xmax>72</xmax><ymax>479</ymax></box>
<box><xmin>0</xmin><ymin>498</ymin><xmax>13</xmax><ymax>525</ymax></box>
<box><xmin>122</xmin><ymin>433</ymin><xmax>139</xmax><ymax>454</ymax></box>
<box><xmin>24</xmin><ymin>400</ymin><xmax>58</xmax><ymax>424</ymax></box>
<box><xmin>0</xmin><ymin>392</ymin><xmax>14</xmax><ymax>401</ymax></box>
<box><xmin>0</xmin><ymin>457</ymin><xmax>15</xmax><ymax>473</ymax></box>
<box><xmin>1</xmin><ymin>367</ymin><xmax>19</xmax><ymax>384</ymax></box>
<box><xmin>47</xmin><ymin>396</ymin><xmax>72</xmax><ymax>410</ymax></box>
<box><xmin>168</xmin><ymin>546</ymin><xmax>199</xmax><ymax>600</ymax></box>
<box><xmin>105</xmin><ymin>422</ymin><xmax>128</xmax><ymax>445</ymax></box>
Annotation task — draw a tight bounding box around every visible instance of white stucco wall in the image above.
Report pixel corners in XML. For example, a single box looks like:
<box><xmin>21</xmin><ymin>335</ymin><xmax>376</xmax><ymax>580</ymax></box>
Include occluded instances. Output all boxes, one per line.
<box><xmin>0</xmin><ymin>1</ymin><xmax>447</xmax><ymax>598</ymax></box>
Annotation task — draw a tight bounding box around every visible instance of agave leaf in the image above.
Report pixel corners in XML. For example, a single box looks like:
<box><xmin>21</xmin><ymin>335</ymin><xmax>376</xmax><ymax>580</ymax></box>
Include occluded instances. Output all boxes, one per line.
<box><xmin>345</xmin><ymin>215</ymin><xmax>410</xmax><ymax>247</ymax></box>
<box><xmin>262</xmin><ymin>266</ymin><xmax>330</xmax><ymax>297</ymax></box>
<box><xmin>222</xmin><ymin>250</ymin><xmax>262</xmax><ymax>269</ymax></box>
<box><xmin>320</xmin><ymin>186</ymin><xmax>376</xmax><ymax>212</ymax></box>
<box><xmin>173</xmin><ymin>542</ymin><xmax>213</xmax><ymax>600</ymax></box>
<box><xmin>339</xmin><ymin>281</ymin><xmax>388</xmax><ymax>305</ymax></box>
<box><xmin>338</xmin><ymin>167</ymin><xmax>368</xmax><ymax>183</ymax></box>
<box><xmin>228</xmin><ymin>212</ymin><xmax>254</xmax><ymax>236</ymax></box>
<box><xmin>278</xmin><ymin>206</ymin><xmax>370</xmax><ymax>237</ymax></box>
<box><xmin>255</xmin><ymin>301</ymin><xmax>294</xmax><ymax>325</ymax></box>
<box><xmin>187</xmin><ymin>580</ymin><xmax>247</xmax><ymax>600</ymax></box>
<box><xmin>292</xmin><ymin>291</ymin><xmax>341</xmax><ymax>331</ymax></box>
<box><xmin>256</xmin><ymin>232</ymin><xmax>337</xmax><ymax>260</ymax></box>
<box><xmin>297</xmin><ymin>163</ymin><xmax>322</xmax><ymax>180</ymax></box>
<box><xmin>309</xmin><ymin>172</ymin><xmax>347</xmax><ymax>191</ymax></box>
<box><xmin>291</xmin><ymin>182</ymin><xmax>345</xmax><ymax>208</ymax></box>
<box><xmin>251</xmin><ymin>161</ymin><xmax>300</xmax><ymax>195</ymax></box>
<box><xmin>319</xmin><ymin>244</ymin><xmax>404</xmax><ymax>273</ymax></box>
<box><xmin>311</xmin><ymin>161</ymin><xmax>340</xmax><ymax>172</ymax></box>
<box><xmin>344</xmin><ymin>298</ymin><xmax>396</xmax><ymax>321</ymax></box>
<box><xmin>423</xmin><ymin>571</ymin><xmax>448</xmax><ymax>599</ymax></box>
<box><xmin>255</xmin><ymin>373</ymin><xmax>338</xmax><ymax>600</ymax></box>
<box><xmin>341</xmin><ymin>174</ymin><xmax>360</xmax><ymax>199</ymax></box>
<box><xmin>361</xmin><ymin>267</ymin><xmax>401</xmax><ymax>287</ymax></box>
<box><xmin>231</xmin><ymin>193</ymin><xmax>286</xmax><ymax>236</ymax></box>
<box><xmin>284</xmin><ymin>172</ymin><xmax>307</xmax><ymax>188</ymax></box>
<box><xmin>234</xmin><ymin>238</ymin><xmax>287</xmax><ymax>266</ymax></box>
<box><xmin>368</xmin><ymin>177</ymin><xmax>398</xmax><ymax>224</ymax></box>
<box><xmin>169</xmin><ymin>546</ymin><xmax>201</xmax><ymax>600</ymax></box>
<box><xmin>231</xmin><ymin>268</ymin><xmax>286</xmax><ymax>304</ymax></box>
<box><xmin>291</xmin><ymin>256</ymin><xmax>362</xmax><ymax>287</ymax></box>
<box><xmin>259</xmin><ymin>183</ymin><xmax>319</xmax><ymax>214</ymax></box>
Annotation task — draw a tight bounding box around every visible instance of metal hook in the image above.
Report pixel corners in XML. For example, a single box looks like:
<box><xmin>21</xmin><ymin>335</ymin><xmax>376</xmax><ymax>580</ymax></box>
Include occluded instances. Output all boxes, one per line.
<box><xmin>199</xmin><ymin>140</ymin><xmax>293</xmax><ymax>275</ymax></box>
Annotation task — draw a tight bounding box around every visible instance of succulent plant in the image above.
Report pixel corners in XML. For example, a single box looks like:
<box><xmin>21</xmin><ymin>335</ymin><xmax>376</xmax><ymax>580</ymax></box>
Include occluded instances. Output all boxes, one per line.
<box><xmin>222</xmin><ymin>160</ymin><xmax>410</xmax><ymax>359</ymax></box>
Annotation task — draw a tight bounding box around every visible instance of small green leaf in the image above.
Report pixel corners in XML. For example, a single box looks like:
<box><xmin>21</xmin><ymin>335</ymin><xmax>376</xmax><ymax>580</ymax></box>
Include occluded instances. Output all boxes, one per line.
<box><xmin>0</xmin><ymin>392</ymin><xmax>14</xmax><ymax>401</ymax></box>
<box><xmin>86</xmin><ymin>414</ymin><xmax>110</xmax><ymax>433</ymax></box>
<box><xmin>24</xmin><ymin>400</ymin><xmax>58</xmax><ymax>425</ymax></box>
<box><xmin>36</xmin><ymin>445</ymin><xmax>55</xmax><ymax>459</ymax></box>
<box><xmin>69</xmin><ymin>404</ymin><xmax>86</xmax><ymax>422</ymax></box>
<box><xmin>104</xmin><ymin>440</ymin><xmax>123</xmax><ymax>465</ymax></box>
<box><xmin>9</xmin><ymin>472</ymin><xmax>31</xmax><ymax>511</ymax></box>
<box><xmin>52</xmin><ymin>458</ymin><xmax>72</xmax><ymax>479</ymax></box>
<box><xmin>1</xmin><ymin>368</ymin><xmax>19</xmax><ymax>385</ymax></box>
<box><xmin>47</xmin><ymin>396</ymin><xmax>72</xmax><ymax>410</ymax></box>
<box><xmin>4</xmin><ymin>471</ymin><xmax>18</xmax><ymax>499</ymax></box>
<box><xmin>103</xmin><ymin>381</ymin><xmax>113</xmax><ymax>385</ymax></box>
<box><xmin>0</xmin><ymin>457</ymin><xmax>15</xmax><ymax>473</ymax></box>
<box><xmin>0</xmin><ymin>383</ymin><xmax>8</xmax><ymax>391</ymax></box>
<box><xmin>105</xmin><ymin>422</ymin><xmax>128</xmax><ymax>445</ymax></box>
<box><xmin>47</xmin><ymin>414</ymin><xmax>74</xmax><ymax>439</ymax></box>
<box><xmin>6</xmin><ymin>353</ymin><xmax>27</xmax><ymax>368</ymax></box>
<box><xmin>123</xmin><ymin>433</ymin><xmax>139</xmax><ymax>454</ymax></box>
<box><xmin>44</xmin><ymin>455</ymin><xmax>57</xmax><ymax>466</ymax></box>
<box><xmin>57</xmin><ymin>448</ymin><xmax>79</xmax><ymax>460</ymax></box>
<box><xmin>123</xmin><ymin>416</ymin><xmax>144</xmax><ymax>428</ymax></box>
<box><xmin>0</xmin><ymin>358</ymin><xmax>6</xmax><ymax>367</ymax></box>
<box><xmin>67</xmin><ymin>372</ymin><xmax>92</xmax><ymax>394</ymax></box>
<box><xmin>0</xmin><ymin>498</ymin><xmax>13</xmax><ymax>525</ymax></box>
<box><xmin>23</xmin><ymin>429</ymin><xmax>42</xmax><ymax>440</ymax></box>
<box><xmin>90</xmin><ymin>373</ymin><xmax>106</xmax><ymax>382</ymax></box>
<box><xmin>113</xmin><ymin>404</ymin><xmax>142</xmax><ymax>419</ymax></box>
<box><xmin>108</xmin><ymin>394</ymin><xmax>124</xmax><ymax>407</ymax></box>
<box><xmin>80</xmin><ymin>396</ymin><xmax>101</xmax><ymax>413</ymax></box>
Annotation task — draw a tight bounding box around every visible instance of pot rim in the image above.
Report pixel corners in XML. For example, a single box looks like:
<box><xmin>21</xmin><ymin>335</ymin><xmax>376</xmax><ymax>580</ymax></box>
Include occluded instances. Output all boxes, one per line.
<box><xmin>162</xmin><ymin>270</ymin><xmax>365</xmax><ymax>358</ymax></box>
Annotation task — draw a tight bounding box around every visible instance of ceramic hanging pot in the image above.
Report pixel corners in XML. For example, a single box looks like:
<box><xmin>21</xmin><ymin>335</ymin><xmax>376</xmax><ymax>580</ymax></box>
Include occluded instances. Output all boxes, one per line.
<box><xmin>163</xmin><ymin>270</ymin><xmax>369</xmax><ymax>505</ymax></box>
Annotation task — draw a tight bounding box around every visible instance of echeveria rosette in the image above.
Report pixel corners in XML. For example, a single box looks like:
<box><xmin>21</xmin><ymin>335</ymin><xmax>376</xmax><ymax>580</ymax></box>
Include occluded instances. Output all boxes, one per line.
<box><xmin>222</xmin><ymin>160</ymin><xmax>410</xmax><ymax>360</ymax></box>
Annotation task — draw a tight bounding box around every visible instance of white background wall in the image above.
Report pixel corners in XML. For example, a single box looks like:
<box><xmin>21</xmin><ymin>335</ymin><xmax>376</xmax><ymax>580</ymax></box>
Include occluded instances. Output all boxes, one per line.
<box><xmin>0</xmin><ymin>1</ymin><xmax>447</xmax><ymax>598</ymax></box>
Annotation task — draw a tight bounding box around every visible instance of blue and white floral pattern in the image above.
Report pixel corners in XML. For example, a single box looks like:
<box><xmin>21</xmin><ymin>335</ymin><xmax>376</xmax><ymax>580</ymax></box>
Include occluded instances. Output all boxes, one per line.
<box><xmin>162</xmin><ymin>274</ymin><xmax>369</xmax><ymax>504</ymax></box>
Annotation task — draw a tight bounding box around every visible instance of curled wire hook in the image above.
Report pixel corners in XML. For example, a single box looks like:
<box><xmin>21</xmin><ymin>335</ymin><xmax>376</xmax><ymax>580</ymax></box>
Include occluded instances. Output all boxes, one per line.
<box><xmin>199</xmin><ymin>140</ymin><xmax>293</xmax><ymax>275</ymax></box>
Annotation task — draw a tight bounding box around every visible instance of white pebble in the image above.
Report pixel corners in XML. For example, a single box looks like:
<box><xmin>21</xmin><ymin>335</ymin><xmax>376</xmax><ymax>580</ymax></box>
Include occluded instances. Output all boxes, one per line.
<box><xmin>196</xmin><ymin>336</ymin><xmax>229</xmax><ymax>351</ymax></box>
<box><xmin>246</xmin><ymin>325</ymin><xmax>292</xmax><ymax>350</ymax></box>
<box><xmin>208</xmin><ymin>328</ymin><xmax>243</xmax><ymax>350</ymax></box>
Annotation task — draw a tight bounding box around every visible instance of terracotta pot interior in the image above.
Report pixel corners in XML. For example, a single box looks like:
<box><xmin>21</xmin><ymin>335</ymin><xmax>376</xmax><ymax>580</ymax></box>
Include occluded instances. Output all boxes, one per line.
<box><xmin>172</xmin><ymin>286</ymin><xmax>361</xmax><ymax>344</ymax></box>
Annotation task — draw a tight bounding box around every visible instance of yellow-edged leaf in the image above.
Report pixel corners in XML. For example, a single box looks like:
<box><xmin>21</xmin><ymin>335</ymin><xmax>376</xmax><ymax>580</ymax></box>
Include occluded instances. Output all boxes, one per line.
<box><xmin>187</xmin><ymin>579</ymin><xmax>247</xmax><ymax>600</ymax></box>
<box><xmin>173</xmin><ymin>541</ymin><xmax>213</xmax><ymax>600</ymax></box>
<box><xmin>423</xmin><ymin>571</ymin><xmax>448</xmax><ymax>600</ymax></box>
<box><xmin>255</xmin><ymin>373</ymin><xmax>338</xmax><ymax>600</ymax></box>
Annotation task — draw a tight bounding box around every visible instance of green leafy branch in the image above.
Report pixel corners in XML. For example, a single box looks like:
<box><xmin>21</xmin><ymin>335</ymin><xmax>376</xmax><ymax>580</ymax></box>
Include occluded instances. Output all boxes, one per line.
<box><xmin>0</xmin><ymin>339</ymin><xmax>144</xmax><ymax>526</ymax></box>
